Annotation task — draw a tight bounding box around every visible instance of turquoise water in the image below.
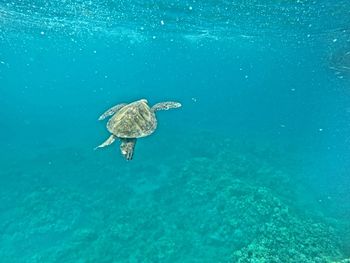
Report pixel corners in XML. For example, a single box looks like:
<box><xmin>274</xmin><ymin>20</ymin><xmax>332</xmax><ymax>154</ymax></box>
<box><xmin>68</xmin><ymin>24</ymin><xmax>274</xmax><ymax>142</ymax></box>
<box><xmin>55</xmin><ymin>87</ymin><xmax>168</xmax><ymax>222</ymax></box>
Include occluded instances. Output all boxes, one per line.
<box><xmin>1</xmin><ymin>1</ymin><xmax>350</xmax><ymax>262</ymax></box>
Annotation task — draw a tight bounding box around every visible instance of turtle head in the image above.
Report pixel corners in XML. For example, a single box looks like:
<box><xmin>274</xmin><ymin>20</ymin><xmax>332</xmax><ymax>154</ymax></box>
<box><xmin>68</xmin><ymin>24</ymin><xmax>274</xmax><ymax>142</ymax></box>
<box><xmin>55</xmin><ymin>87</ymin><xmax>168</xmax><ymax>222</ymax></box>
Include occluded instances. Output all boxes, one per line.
<box><xmin>120</xmin><ymin>138</ymin><xmax>136</xmax><ymax>160</ymax></box>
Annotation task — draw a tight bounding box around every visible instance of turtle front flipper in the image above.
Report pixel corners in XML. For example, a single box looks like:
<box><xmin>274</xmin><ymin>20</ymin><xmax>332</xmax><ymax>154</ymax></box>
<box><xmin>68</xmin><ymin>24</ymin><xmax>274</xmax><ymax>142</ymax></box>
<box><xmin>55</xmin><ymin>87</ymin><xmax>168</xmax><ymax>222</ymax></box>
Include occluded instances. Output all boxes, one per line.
<box><xmin>120</xmin><ymin>138</ymin><xmax>137</xmax><ymax>160</ymax></box>
<box><xmin>95</xmin><ymin>134</ymin><xmax>116</xmax><ymax>150</ymax></box>
<box><xmin>151</xmin><ymin>101</ymin><xmax>182</xmax><ymax>111</ymax></box>
<box><xmin>98</xmin><ymin>103</ymin><xmax>127</xmax><ymax>121</ymax></box>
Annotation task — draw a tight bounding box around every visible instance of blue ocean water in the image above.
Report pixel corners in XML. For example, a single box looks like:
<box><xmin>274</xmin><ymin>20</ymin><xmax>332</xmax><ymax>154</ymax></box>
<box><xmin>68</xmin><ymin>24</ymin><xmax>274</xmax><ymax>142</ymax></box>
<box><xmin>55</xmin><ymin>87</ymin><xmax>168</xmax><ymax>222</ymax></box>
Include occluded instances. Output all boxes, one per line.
<box><xmin>1</xmin><ymin>0</ymin><xmax>350</xmax><ymax>262</ymax></box>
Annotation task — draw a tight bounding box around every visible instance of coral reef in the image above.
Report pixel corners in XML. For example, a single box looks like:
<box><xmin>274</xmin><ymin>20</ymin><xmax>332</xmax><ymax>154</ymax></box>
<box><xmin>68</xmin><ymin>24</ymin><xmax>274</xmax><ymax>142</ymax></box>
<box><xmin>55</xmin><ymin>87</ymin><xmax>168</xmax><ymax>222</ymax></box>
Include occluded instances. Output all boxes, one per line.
<box><xmin>0</xmin><ymin>136</ymin><xmax>348</xmax><ymax>262</ymax></box>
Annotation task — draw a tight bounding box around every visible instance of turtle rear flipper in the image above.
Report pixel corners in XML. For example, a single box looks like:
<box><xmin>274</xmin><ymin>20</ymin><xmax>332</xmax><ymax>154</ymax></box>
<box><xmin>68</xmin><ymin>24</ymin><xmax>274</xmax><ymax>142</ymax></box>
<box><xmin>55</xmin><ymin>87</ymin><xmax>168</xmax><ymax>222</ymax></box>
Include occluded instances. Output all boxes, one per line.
<box><xmin>120</xmin><ymin>138</ymin><xmax>137</xmax><ymax>160</ymax></box>
<box><xmin>95</xmin><ymin>135</ymin><xmax>116</xmax><ymax>150</ymax></box>
<box><xmin>98</xmin><ymin>103</ymin><xmax>127</xmax><ymax>121</ymax></box>
<box><xmin>151</xmin><ymin>101</ymin><xmax>182</xmax><ymax>111</ymax></box>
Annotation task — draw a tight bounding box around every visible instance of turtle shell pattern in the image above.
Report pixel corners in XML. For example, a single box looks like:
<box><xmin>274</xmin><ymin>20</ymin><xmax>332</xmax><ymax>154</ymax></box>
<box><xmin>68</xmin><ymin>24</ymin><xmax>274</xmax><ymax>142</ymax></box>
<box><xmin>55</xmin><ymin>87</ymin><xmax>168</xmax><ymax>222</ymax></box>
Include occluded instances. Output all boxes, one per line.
<box><xmin>107</xmin><ymin>100</ymin><xmax>157</xmax><ymax>138</ymax></box>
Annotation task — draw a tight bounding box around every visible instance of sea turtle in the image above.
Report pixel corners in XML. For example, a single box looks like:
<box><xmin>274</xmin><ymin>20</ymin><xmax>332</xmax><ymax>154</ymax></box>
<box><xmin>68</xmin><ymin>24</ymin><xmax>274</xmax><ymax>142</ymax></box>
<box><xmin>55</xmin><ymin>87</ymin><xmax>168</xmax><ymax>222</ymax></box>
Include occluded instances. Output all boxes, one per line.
<box><xmin>96</xmin><ymin>99</ymin><xmax>181</xmax><ymax>160</ymax></box>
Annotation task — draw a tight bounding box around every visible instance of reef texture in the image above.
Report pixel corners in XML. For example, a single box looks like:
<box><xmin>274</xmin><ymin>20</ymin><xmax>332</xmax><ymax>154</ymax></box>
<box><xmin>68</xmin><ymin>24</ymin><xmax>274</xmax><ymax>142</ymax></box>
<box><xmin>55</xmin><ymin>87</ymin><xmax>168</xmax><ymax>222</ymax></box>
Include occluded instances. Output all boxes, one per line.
<box><xmin>0</xmin><ymin>136</ymin><xmax>348</xmax><ymax>262</ymax></box>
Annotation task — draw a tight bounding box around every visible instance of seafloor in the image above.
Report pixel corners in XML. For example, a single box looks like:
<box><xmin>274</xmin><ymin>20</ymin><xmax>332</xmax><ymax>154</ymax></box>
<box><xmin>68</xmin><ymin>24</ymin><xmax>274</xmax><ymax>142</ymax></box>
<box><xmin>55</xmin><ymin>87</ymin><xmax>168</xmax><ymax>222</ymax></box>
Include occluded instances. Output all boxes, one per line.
<box><xmin>0</xmin><ymin>132</ymin><xmax>349</xmax><ymax>263</ymax></box>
